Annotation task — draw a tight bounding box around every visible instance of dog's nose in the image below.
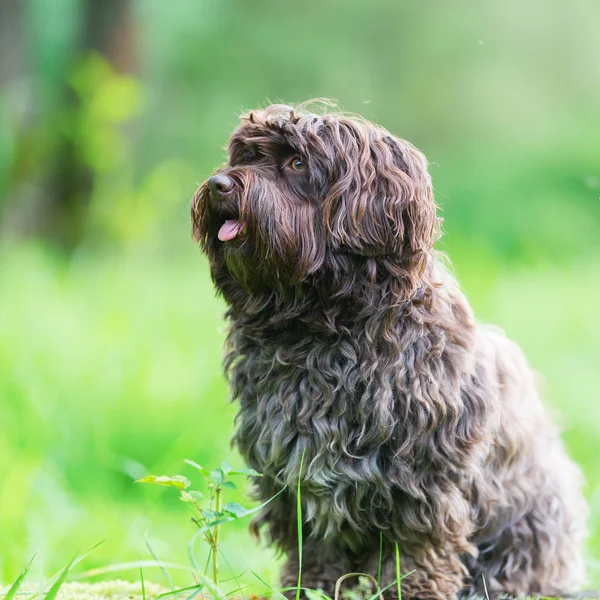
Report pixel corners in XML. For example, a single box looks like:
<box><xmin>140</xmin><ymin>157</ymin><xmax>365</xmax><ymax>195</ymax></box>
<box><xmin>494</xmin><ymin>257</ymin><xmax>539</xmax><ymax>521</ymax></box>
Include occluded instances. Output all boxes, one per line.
<box><xmin>208</xmin><ymin>174</ymin><xmax>234</xmax><ymax>198</ymax></box>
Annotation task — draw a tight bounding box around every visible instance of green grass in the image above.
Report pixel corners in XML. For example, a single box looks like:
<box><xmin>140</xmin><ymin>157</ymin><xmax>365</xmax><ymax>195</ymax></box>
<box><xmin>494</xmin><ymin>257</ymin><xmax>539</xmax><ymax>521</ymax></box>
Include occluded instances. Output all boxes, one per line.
<box><xmin>0</xmin><ymin>242</ymin><xmax>599</xmax><ymax>592</ymax></box>
<box><xmin>0</xmin><ymin>580</ymin><xmax>168</xmax><ymax>600</ymax></box>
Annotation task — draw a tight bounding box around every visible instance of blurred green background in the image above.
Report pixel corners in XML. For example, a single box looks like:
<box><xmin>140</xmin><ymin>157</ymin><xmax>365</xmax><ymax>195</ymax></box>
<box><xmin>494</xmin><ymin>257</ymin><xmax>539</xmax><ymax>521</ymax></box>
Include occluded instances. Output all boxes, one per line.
<box><xmin>1</xmin><ymin>0</ymin><xmax>599</xmax><ymax>590</ymax></box>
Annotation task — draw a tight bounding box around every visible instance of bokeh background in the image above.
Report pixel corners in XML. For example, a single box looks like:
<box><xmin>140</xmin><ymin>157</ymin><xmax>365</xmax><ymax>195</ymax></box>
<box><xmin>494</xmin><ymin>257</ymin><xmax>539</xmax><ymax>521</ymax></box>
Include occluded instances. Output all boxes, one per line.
<box><xmin>1</xmin><ymin>0</ymin><xmax>599</xmax><ymax>590</ymax></box>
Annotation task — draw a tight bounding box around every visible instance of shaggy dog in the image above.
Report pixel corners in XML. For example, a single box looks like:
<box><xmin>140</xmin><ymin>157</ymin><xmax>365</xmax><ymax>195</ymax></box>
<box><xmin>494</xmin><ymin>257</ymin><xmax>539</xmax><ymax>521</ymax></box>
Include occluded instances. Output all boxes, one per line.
<box><xmin>191</xmin><ymin>103</ymin><xmax>587</xmax><ymax>599</ymax></box>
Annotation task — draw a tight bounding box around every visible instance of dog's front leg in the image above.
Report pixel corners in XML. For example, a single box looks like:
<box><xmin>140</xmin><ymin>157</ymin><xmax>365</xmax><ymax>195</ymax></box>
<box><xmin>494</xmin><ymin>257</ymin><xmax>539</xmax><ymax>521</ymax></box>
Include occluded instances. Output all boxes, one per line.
<box><xmin>365</xmin><ymin>544</ymin><xmax>467</xmax><ymax>600</ymax></box>
<box><xmin>279</xmin><ymin>541</ymin><xmax>354</xmax><ymax>600</ymax></box>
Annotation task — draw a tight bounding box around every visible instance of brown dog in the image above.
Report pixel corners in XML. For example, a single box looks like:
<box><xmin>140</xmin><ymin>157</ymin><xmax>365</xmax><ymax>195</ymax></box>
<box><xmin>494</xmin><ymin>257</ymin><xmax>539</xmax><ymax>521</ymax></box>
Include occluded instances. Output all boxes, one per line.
<box><xmin>192</xmin><ymin>103</ymin><xmax>587</xmax><ymax>599</ymax></box>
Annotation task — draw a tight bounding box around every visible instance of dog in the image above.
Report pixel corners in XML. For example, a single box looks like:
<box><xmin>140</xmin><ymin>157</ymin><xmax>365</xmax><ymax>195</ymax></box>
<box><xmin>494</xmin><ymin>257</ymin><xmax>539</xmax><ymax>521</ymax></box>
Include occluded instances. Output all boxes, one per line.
<box><xmin>191</xmin><ymin>102</ymin><xmax>587</xmax><ymax>599</ymax></box>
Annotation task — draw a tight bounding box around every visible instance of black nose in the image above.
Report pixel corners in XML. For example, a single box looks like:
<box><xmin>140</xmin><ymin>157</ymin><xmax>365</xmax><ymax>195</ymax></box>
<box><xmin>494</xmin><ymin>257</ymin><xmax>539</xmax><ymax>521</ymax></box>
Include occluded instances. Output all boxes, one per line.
<box><xmin>208</xmin><ymin>174</ymin><xmax>234</xmax><ymax>197</ymax></box>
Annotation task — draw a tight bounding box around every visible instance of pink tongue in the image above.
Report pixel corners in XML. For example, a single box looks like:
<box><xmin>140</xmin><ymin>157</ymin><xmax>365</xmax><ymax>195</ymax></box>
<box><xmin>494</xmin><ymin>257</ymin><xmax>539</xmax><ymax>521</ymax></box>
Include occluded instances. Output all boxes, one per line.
<box><xmin>218</xmin><ymin>219</ymin><xmax>245</xmax><ymax>241</ymax></box>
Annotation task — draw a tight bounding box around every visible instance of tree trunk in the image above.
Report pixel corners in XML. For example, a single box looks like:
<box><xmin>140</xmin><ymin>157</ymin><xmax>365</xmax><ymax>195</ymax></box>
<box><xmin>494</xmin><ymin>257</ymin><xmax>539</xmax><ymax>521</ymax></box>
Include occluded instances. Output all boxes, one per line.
<box><xmin>1</xmin><ymin>0</ymin><xmax>136</xmax><ymax>249</ymax></box>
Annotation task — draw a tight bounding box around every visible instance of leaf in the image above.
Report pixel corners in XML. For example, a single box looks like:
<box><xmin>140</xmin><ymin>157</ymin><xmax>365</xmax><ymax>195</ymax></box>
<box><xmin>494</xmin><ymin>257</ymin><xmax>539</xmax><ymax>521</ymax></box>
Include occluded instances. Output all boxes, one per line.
<box><xmin>180</xmin><ymin>491</ymin><xmax>193</xmax><ymax>503</ymax></box>
<box><xmin>188</xmin><ymin>485</ymin><xmax>288</xmax><ymax>559</ymax></box>
<box><xmin>210</xmin><ymin>468</ymin><xmax>224</xmax><ymax>484</ymax></box>
<box><xmin>197</xmin><ymin>486</ymin><xmax>288</xmax><ymax>534</ymax></box>
<box><xmin>228</xmin><ymin>468</ymin><xmax>263</xmax><ymax>477</ymax></box>
<box><xmin>136</xmin><ymin>475</ymin><xmax>190</xmax><ymax>489</ymax></box>
<box><xmin>180</xmin><ymin>490</ymin><xmax>204</xmax><ymax>504</ymax></box>
<box><xmin>184</xmin><ymin>460</ymin><xmax>210</xmax><ymax>476</ymax></box>
<box><xmin>201</xmin><ymin>509</ymin><xmax>224</xmax><ymax>520</ymax></box>
<box><xmin>220</xmin><ymin>481</ymin><xmax>237</xmax><ymax>490</ymax></box>
<box><xmin>222</xmin><ymin>502</ymin><xmax>248</xmax><ymax>518</ymax></box>
<box><xmin>193</xmin><ymin>516</ymin><xmax>235</xmax><ymax>536</ymax></box>
<box><xmin>2</xmin><ymin>552</ymin><xmax>36</xmax><ymax>600</ymax></box>
<box><xmin>220</xmin><ymin>461</ymin><xmax>233</xmax><ymax>476</ymax></box>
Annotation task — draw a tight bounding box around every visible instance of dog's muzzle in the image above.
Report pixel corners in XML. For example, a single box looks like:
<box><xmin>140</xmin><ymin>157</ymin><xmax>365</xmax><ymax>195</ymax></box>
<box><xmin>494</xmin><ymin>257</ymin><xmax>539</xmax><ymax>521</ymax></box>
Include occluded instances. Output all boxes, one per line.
<box><xmin>207</xmin><ymin>174</ymin><xmax>246</xmax><ymax>242</ymax></box>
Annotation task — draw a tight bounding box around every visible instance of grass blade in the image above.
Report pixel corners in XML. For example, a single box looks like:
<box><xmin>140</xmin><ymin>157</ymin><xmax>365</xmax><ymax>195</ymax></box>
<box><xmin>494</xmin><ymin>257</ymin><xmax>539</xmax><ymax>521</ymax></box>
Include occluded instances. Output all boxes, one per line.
<box><xmin>222</xmin><ymin>486</ymin><xmax>287</xmax><ymax>518</ymax></box>
<box><xmin>43</xmin><ymin>556</ymin><xmax>75</xmax><ymax>600</ymax></box>
<box><xmin>280</xmin><ymin>588</ymin><xmax>332</xmax><ymax>600</ymax></box>
<box><xmin>2</xmin><ymin>553</ymin><xmax>37</xmax><ymax>600</ymax></box>
<box><xmin>25</xmin><ymin>541</ymin><xmax>103</xmax><ymax>600</ymax></box>
<box><xmin>66</xmin><ymin>541</ymin><xmax>105</xmax><ymax>573</ymax></box>
<box><xmin>364</xmin><ymin>570</ymin><xmax>416</xmax><ymax>600</ymax></box>
<box><xmin>219</xmin><ymin>549</ymin><xmax>244</xmax><ymax>600</ymax></box>
<box><xmin>224</xmin><ymin>585</ymin><xmax>249</xmax><ymax>596</ymax></box>
<box><xmin>145</xmin><ymin>536</ymin><xmax>175</xmax><ymax>591</ymax></box>
<box><xmin>157</xmin><ymin>584</ymin><xmax>203</xmax><ymax>599</ymax></box>
<box><xmin>187</xmin><ymin>535</ymin><xmax>201</xmax><ymax>571</ymax></box>
<box><xmin>482</xmin><ymin>574</ymin><xmax>490</xmax><ymax>600</ymax></box>
<box><xmin>395</xmin><ymin>543</ymin><xmax>401</xmax><ymax>600</ymax></box>
<box><xmin>203</xmin><ymin>548</ymin><xmax>212</xmax><ymax>580</ymax></box>
<box><xmin>296</xmin><ymin>449</ymin><xmax>306</xmax><ymax>600</ymax></box>
<box><xmin>140</xmin><ymin>568</ymin><xmax>146</xmax><ymax>600</ymax></box>
<box><xmin>44</xmin><ymin>541</ymin><xmax>105</xmax><ymax>592</ymax></box>
<box><xmin>183</xmin><ymin>585</ymin><xmax>207</xmax><ymax>600</ymax></box>
<box><xmin>219</xmin><ymin>570</ymin><xmax>248</xmax><ymax>584</ymax></box>
<box><xmin>377</xmin><ymin>532</ymin><xmax>383</xmax><ymax>588</ymax></box>
<box><xmin>35</xmin><ymin>546</ymin><xmax>45</xmax><ymax>600</ymax></box>
<box><xmin>72</xmin><ymin>561</ymin><xmax>191</xmax><ymax>579</ymax></box>
<box><xmin>186</xmin><ymin>569</ymin><xmax>226</xmax><ymax>600</ymax></box>
<box><xmin>249</xmin><ymin>568</ymin><xmax>288</xmax><ymax>600</ymax></box>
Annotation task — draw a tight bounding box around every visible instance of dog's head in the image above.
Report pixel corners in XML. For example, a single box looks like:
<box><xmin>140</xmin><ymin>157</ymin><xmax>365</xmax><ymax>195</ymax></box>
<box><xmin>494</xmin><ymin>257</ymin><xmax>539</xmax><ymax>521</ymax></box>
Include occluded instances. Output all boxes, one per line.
<box><xmin>192</xmin><ymin>103</ymin><xmax>439</xmax><ymax>300</ymax></box>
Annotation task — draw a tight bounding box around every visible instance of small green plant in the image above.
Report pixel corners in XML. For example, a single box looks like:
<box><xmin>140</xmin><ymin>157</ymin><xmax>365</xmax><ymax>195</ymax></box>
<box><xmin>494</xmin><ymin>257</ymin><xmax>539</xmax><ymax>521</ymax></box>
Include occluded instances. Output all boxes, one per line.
<box><xmin>0</xmin><ymin>543</ymin><xmax>105</xmax><ymax>600</ymax></box>
<box><xmin>136</xmin><ymin>460</ymin><xmax>262</xmax><ymax>587</ymax></box>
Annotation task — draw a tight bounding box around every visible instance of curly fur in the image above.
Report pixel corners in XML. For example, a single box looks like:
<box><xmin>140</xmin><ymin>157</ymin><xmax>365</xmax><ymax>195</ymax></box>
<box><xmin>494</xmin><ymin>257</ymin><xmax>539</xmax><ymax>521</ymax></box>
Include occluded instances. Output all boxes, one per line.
<box><xmin>191</xmin><ymin>103</ymin><xmax>587</xmax><ymax>599</ymax></box>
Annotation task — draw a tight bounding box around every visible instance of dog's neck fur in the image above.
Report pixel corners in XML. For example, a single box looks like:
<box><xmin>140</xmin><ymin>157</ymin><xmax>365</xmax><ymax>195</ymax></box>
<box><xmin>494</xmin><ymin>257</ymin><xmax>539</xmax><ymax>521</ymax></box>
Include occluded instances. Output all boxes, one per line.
<box><xmin>222</xmin><ymin>252</ymin><xmax>440</xmax><ymax>335</ymax></box>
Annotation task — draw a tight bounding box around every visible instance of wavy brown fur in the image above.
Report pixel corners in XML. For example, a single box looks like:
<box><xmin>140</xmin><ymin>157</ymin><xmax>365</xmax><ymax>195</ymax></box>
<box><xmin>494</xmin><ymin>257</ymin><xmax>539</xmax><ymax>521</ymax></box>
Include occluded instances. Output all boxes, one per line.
<box><xmin>191</xmin><ymin>103</ymin><xmax>587</xmax><ymax>599</ymax></box>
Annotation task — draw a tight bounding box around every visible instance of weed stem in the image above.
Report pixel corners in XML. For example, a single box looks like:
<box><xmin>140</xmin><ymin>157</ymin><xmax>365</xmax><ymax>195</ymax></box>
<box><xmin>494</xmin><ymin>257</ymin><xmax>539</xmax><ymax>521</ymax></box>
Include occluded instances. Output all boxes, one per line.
<box><xmin>212</xmin><ymin>486</ymin><xmax>222</xmax><ymax>585</ymax></box>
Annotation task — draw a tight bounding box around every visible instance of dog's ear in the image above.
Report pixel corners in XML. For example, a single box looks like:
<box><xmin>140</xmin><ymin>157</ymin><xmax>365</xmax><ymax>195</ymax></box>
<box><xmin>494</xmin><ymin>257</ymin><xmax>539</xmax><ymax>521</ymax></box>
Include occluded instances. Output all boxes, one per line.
<box><xmin>323</xmin><ymin>125</ymin><xmax>439</xmax><ymax>275</ymax></box>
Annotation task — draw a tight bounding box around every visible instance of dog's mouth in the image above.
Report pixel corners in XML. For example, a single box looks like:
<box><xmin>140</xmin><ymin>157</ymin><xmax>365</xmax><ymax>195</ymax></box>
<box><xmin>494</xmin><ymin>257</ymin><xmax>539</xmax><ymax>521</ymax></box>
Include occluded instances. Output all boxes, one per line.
<box><xmin>218</xmin><ymin>218</ymin><xmax>247</xmax><ymax>242</ymax></box>
<box><xmin>213</xmin><ymin>202</ymin><xmax>247</xmax><ymax>242</ymax></box>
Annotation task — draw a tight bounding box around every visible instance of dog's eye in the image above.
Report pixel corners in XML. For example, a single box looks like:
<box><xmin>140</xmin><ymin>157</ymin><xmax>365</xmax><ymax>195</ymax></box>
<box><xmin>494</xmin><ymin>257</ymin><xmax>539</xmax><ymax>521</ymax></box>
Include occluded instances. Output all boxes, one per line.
<box><xmin>243</xmin><ymin>147</ymin><xmax>258</xmax><ymax>162</ymax></box>
<box><xmin>288</xmin><ymin>157</ymin><xmax>306</xmax><ymax>172</ymax></box>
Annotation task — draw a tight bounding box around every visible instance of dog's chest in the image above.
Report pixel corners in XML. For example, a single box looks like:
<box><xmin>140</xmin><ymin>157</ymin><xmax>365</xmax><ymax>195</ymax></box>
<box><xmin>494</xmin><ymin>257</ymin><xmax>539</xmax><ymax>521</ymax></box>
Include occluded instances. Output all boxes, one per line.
<box><xmin>230</xmin><ymin>334</ymin><xmax>404</xmax><ymax>537</ymax></box>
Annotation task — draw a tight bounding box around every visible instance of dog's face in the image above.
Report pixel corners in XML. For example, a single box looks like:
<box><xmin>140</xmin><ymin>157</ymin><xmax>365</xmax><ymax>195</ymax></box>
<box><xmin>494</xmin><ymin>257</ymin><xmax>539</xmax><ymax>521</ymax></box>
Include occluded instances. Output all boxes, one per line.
<box><xmin>192</xmin><ymin>104</ymin><xmax>439</xmax><ymax>299</ymax></box>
